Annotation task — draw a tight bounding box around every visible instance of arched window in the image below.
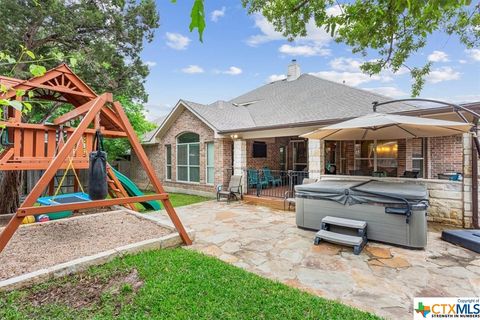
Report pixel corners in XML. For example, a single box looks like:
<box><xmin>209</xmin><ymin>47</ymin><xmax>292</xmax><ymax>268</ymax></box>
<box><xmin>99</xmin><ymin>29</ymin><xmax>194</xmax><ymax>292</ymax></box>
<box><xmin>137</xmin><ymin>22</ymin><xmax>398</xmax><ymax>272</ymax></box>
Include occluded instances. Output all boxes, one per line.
<box><xmin>177</xmin><ymin>132</ymin><xmax>200</xmax><ymax>182</ymax></box>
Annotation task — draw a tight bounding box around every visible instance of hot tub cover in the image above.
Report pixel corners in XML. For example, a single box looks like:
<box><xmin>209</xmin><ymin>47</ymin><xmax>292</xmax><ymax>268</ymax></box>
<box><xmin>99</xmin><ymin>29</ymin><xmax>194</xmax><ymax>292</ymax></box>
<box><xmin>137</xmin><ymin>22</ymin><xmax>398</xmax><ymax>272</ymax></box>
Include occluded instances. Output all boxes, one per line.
<box><xmin>295</xmin><ymin>179</ymin><xmax>428</xmax><ymax>206</ymax></box>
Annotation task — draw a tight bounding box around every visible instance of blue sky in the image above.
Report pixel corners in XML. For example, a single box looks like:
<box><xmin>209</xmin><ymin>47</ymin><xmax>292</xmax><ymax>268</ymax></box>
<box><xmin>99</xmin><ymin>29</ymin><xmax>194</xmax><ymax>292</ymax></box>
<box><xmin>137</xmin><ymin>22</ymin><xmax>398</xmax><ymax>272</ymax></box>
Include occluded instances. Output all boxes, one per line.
<box><xmin>141</xmin><ymin>1</ymin><xmax>480</xmax><ymax>120</ymax></box>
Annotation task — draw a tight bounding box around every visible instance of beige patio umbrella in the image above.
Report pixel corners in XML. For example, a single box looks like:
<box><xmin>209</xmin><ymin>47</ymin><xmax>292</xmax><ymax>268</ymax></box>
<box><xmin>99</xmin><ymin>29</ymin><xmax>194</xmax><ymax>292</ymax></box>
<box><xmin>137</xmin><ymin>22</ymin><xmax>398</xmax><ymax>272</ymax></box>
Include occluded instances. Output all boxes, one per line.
<box><xmin>301</xmin><ymin>112</ymin><xmax>473</xmax><ymax>140</ymax></box>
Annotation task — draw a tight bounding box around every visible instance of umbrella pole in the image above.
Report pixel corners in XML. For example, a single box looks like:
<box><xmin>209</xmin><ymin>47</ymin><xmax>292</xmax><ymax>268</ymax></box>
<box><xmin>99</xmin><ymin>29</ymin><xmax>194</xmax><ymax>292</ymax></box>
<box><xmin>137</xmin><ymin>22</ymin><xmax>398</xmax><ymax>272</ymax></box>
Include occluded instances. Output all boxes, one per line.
<box><xmin>373</xmin><ymin>98</ymin><xmax>480</xmax><ymax>228</ymax></box>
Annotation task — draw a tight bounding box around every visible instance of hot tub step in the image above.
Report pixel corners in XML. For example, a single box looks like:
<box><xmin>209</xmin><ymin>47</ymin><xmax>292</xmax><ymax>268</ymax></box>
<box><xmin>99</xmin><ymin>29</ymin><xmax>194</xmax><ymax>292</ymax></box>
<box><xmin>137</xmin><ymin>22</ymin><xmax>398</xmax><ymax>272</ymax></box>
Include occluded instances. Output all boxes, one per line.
<box><xmin>321</xmin><ymin>216</ymin><xmax>367</xmax><ymax>229</ymax></box>
<box><xmin>314</xmin><ymin>230</ymin><xmax>366</xmax><ymax>255</ymax></box>
<box><xmin>321</xmin><ymin>216</ymin><xmax>367</xmax><ymax>238</ymax></box>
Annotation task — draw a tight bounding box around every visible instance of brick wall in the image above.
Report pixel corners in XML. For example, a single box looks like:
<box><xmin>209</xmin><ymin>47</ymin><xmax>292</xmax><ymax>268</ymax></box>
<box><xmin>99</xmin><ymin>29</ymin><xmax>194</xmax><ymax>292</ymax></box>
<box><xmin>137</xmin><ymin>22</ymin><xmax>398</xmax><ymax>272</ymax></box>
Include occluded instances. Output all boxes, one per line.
<box><xmin>245</xmin><ymin>137</ymin><xmax>290</xmax><ymax>170</ymax></box>
<box><xmin>429</xmin><ymin>135</ymin><xmax>463</xmax><ymax>179</ymax></box>
<box><xmin>130</xmin><ymin>107</ymin><xmax>228</xmax><ymax>196</ymax></box>
<box><xmin>215</xmin><ymin>138</ymin><xmax>233</xmax><ymax>186</ymax></box>
<box><xmin>130</xmin><ymin>143</ymin><xmax>161</xmax><ymax>187</ymax></box>
<box><xmin>397</xmin><ymin>139</ymin><xmax>407</xmax><ymax>176</ymax></box>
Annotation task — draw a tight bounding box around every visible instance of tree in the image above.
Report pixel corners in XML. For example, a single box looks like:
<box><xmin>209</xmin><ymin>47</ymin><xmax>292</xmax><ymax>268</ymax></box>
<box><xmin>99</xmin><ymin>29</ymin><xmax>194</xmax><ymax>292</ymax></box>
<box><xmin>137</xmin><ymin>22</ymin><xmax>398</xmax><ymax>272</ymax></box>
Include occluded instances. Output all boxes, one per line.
<box><xmin>240</xmin><ymin>0</ymin><xmax>479</xmax><ymax>96</ymax></box>
<box><xmin>103</xmin><ymin>96</ymin><xmax>156</xmax><ymax>161</ymax></box>
<box><xmin>0</xmin><ymin>0</ymin><xmax>159</xmax><ymax>102</ymax></box>
<box><xmin>0</xmin><ymin>0</ymin><xmax>159</xmax><ymax>214</ymax></box>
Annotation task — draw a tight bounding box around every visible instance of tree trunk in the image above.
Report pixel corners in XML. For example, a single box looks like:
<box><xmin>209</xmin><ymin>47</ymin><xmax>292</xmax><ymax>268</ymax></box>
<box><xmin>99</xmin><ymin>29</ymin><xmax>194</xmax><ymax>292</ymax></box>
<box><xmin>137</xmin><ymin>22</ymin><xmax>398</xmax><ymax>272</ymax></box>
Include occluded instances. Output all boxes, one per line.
<box><xmin>0</xmin><ymin>171</ymin><xmax>22</xmax><ymax>215</ymax></box>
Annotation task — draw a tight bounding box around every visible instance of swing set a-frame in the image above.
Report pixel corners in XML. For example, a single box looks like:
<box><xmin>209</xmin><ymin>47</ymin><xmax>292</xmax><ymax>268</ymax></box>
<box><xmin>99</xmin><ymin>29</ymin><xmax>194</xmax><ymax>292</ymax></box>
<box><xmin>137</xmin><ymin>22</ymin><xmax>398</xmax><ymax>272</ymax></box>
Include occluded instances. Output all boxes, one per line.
<box><xmin>0</xmin><ymin>64</ymin><xmax>192</xmax><ymax>253</ymax></box>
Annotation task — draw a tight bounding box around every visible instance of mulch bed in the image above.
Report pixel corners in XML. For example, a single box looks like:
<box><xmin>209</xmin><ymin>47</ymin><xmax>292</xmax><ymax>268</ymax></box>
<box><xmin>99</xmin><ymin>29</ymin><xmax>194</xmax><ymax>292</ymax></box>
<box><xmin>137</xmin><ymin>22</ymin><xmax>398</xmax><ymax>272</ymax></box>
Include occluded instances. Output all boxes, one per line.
<box><xmin>0</xmin><ymin>210</ymin><xmax>172</xmax><ymax>281</ymax></box>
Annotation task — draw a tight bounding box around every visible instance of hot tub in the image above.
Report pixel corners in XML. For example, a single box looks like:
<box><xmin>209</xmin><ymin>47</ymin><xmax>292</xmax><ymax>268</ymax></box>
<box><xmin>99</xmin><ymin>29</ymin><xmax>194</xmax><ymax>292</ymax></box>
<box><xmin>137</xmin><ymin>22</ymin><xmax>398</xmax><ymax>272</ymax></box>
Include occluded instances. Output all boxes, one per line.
<box><xmin>295</xmin><ymin>179</ymin><xmax>429</xmax><ymax>248</ymax></box>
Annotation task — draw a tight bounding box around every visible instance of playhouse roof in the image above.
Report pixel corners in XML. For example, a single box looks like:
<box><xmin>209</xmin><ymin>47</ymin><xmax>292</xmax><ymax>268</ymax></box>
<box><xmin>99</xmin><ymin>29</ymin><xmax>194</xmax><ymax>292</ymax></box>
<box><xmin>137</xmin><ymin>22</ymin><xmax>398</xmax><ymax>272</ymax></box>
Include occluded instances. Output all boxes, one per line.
<box><xmin>0</xmin><ymin>64</ymin><xmax>121</xmax><ymax>131</ymax></box>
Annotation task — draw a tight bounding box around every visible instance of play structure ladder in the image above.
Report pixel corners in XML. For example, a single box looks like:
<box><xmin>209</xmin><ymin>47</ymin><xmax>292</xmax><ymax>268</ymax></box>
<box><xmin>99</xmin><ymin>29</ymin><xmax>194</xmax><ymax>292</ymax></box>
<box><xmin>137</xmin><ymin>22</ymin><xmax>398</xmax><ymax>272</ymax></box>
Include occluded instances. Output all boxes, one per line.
<box><xmin>106</xmin><ymin>166</ymin><xmax>136</xmax><ymax>211</ymax></box>
<box><xmin>314</xmin><ymin>216</ymin><xmax>367</xmax><ymax>255</ymax></box>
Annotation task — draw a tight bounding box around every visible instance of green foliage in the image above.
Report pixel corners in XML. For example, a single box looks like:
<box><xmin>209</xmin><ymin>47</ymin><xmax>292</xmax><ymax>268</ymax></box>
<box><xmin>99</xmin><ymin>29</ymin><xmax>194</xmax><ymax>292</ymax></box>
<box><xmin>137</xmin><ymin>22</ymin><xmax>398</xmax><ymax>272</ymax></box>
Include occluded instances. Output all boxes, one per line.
<box><xmin>104</xmin><ymin>96</ymin><xmax>156</xmax><ymax>161</ymax></box>
<box><xmin>0</xmin><ymin>45</ymin><xmax>47</xmax><ymax>117</ymax></box>
<box><xmin>0</xmin><ymin>0</ymin><xmax>159</xmax><ymax>157</ymax></box>
<box><xmin>242</xmin><ymin>0</ymin><xmax>480</xmax><ymax>96</ymax></box>
<box><xmin>28</xmin><ymin>64</ymin><xmax>46</xmax><ymax>77</ymax></box>
<box><xmin>0</xmin><ymin>249</ymin><xmax>380</xmax><ymax>319</ymax></box>
<box><xmin>172</xmin><ymin>0</ymin><xmax>206</xmax><ymax>41</ymax></box>
<box><xmin>189</xmin><ymin>0</ymin><xmax>206</xmax><ymax>42</ymax></box>
<box><xmin>0</xmin><ymin>0</ymin><xmax>160</xmax><ymax>102</ymax></box>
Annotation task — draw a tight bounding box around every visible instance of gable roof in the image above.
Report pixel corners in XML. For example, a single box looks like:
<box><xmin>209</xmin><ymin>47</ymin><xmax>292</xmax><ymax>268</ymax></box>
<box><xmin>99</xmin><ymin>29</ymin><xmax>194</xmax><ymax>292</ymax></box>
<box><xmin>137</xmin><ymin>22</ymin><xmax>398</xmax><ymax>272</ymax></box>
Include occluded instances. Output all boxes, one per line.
<box><xmin>142</xmin><ymin>116</ymin><xmax>167</xmax><ymax>144</ymax></box>
<box><xmin>181</xmin><ymin>74</ymin><xmax>417</xmax><ymax>133</ymax></box>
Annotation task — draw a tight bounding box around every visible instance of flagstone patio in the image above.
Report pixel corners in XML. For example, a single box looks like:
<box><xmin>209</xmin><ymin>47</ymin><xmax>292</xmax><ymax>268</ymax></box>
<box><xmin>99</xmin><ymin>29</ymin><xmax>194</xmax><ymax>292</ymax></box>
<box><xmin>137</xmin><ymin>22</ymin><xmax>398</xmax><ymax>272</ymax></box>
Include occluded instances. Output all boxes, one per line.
<box><xmin>150</xmin><ymin>200</ymin><xmax>480</xmax><ymax>320</ymax></box>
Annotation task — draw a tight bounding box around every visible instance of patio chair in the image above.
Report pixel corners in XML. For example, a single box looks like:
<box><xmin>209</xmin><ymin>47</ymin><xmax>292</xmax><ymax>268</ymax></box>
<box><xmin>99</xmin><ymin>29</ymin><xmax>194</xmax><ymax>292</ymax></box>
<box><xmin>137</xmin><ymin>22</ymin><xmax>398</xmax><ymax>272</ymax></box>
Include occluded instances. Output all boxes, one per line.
<box><xmin>403</xmin><ymin>170</ymin><xmax>419</xmax><ymax>178</ymax></box>
<box><xmin>247</xmin><ymin>168</ymin><xmax>268</xmax><ymax>189</ymax></box>
<box><xmin>263</xmin><ymin>167</ymin><xmax>282</xmax><ymax>187</ymax></box>
<box><xmin>284</xmin><ymin>178</ymin><xmax>317</xmax><ymax>211</ymax></box>
<box><xmin>372</xmin><ymin>171</ymin><xmax>387</xmax><ymax>177</ymax></box>
<box><xmin>217</xmin><ymin>175</ymin><xmax>243</xmax><ymax>202</ymax></box>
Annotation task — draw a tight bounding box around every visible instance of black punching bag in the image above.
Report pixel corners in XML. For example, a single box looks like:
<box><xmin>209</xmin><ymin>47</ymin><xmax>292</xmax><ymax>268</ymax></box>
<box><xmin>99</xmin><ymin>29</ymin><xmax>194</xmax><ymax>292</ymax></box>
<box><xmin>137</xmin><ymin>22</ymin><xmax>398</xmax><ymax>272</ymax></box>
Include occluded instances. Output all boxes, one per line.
<box><xmin>88</xmin><ymin>130</ymin><xmax>108</xmax><ymax>200</ymax></box>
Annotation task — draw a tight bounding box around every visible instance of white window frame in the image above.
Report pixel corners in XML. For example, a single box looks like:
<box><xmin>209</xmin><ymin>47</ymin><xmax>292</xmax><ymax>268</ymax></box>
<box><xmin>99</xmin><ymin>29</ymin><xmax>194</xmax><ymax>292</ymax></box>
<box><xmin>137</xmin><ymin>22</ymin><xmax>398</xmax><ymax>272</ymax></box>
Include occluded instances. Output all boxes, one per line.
<box><xmin>176</xmin><ymin>134</ymin><xmax>200</xmax><ymax>183</ymax></box>
<box><xmin>353</xmin><ymin>140</ymin><xmax>398</xmax><ymax>175</ymax></box>
<box><xmin>165</xmin><ymin>144</ymin><xmax>172</xmax><ymax>181</ymax></box>
<box><xmin>411</xmin><ymin>138</ymin><xmax>426</xmax><ymax>178</ymax></box>
<box><xmin>206</xmin><ymin>141</ymin><xmax>215</xmax><ymax>185</ymax></box>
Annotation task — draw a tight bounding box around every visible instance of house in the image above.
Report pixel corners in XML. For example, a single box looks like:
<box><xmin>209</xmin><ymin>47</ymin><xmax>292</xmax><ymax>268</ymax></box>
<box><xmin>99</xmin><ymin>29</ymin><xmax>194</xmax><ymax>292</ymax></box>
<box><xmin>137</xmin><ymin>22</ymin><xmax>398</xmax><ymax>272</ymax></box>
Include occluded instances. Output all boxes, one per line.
<box><xmin>131</xmin><ymin>61</ymin><xmax>480</xmax><ymax>228</ymax></box>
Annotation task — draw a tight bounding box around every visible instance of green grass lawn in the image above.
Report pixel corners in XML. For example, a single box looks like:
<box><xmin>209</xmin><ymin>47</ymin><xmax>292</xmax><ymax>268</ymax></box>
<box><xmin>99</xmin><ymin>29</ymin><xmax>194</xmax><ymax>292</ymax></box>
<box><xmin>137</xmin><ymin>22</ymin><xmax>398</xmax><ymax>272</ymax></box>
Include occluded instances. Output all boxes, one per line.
<box><xmin>0</xmin><ymin>249</ymin><xmax>379</xmax><ymax>320</ymax></box>
<box><xmin>167</xmin><ymin>193</ymin><xmax>212</xmax><ymax>207</ymax></box>
<box><xmin>137</xmin><ymin>192</ymin><xmax>212</xmax><ymax>211</ymax></box>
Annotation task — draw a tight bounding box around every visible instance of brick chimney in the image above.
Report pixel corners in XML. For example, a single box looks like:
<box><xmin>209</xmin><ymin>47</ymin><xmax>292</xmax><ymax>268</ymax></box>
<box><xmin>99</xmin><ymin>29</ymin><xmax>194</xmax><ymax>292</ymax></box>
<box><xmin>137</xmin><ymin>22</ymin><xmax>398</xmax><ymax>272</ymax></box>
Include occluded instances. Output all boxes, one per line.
<box><xmin>287</xmin><ymin>59</ymin><xmax>301</xmax><ymax>81</ymax></box>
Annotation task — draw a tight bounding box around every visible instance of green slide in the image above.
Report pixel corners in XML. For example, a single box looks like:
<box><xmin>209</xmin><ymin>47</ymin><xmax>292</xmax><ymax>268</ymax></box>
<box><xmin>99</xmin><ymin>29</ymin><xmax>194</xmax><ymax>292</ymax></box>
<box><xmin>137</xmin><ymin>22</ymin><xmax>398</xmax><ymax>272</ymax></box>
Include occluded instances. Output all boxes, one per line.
<box><xmin>110</xmin><ymin>166</ymin><xmax>161</xmax><ymax>211</ymax></box>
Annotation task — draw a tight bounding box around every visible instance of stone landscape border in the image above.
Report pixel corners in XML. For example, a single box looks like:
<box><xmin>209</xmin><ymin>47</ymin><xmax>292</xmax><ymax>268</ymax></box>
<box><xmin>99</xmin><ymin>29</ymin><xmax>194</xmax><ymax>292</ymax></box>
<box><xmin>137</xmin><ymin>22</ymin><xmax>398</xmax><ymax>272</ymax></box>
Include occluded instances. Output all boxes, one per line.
<box><xmin>0</xmin><ymin>209</ymin><xmax>195</xmax><ymax>292</ymax></box>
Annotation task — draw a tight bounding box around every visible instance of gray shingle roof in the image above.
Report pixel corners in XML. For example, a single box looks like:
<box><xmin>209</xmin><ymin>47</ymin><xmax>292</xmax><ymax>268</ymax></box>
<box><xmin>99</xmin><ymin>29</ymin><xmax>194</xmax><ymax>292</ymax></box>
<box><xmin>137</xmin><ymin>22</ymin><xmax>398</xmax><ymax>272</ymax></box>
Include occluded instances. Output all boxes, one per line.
<box><xmin>143</xmin><ymin>116</ymin><xmax>166</xmax><ymax>143</ymax></box>
<box><xmin>183</xmin><ymin>74</ymin><xmax>417</xmax><ymax>132</ymax></box>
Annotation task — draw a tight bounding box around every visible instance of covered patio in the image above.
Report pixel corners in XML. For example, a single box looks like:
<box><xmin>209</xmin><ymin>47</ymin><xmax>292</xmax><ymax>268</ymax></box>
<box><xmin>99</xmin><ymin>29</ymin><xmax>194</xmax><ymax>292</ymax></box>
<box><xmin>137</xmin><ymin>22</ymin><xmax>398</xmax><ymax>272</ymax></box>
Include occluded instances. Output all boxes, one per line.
<box><xmin>228</xmin><ymin>102</ymin><xmax>480</xmax><ymax>228</ymax></box>
<box><xmin>151</xmin><ymin>200</ymin><xmax>480</xmax><ymax>320</ymax></box>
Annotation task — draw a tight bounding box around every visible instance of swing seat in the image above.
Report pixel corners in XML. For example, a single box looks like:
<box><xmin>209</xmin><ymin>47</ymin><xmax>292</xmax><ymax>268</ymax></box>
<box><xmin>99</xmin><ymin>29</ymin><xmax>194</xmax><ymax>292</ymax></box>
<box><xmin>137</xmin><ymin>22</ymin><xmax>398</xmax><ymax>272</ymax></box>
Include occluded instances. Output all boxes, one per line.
<box><xmin>36</xmin><ymin>192</ymin><xmax>91</xmax><ymax>220</ymax></box>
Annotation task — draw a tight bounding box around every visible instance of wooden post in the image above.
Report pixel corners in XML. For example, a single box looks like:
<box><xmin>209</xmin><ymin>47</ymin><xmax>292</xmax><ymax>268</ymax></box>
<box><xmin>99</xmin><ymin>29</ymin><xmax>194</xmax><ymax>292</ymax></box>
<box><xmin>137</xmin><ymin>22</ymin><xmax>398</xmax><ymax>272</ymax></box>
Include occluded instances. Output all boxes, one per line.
<box><xmin>73</xmin><ymin>169</ymin><xmax>79</xmax><ymax>192</ymax></box>
<box><xmin>0</xmin><ymin>95</ymin><xmax>108</xmax><ymax>253</ymax></box>
<box><xmin>111</xmin><ymin>101</ymin><xmax>192</xmax><ymax>245</ymax></box>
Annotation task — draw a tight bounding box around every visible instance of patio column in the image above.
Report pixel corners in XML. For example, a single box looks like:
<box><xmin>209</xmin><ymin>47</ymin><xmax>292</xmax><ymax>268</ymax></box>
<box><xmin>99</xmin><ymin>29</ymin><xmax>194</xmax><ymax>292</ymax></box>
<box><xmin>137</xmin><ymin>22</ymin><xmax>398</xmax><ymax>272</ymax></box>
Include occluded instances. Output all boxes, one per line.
<box><xmin>308</xmin><ymin>139</ymin><xmax>323</xmax><ymax>179</ymax></box>
<box><xmin>462</xmin><ymin>132</ymin><xmax>474</xmax><ymax>228</ymax></box>
<box><xmin>233</xmin><ymin>139</ymin><xmax>247</xmax><ymax>194</ymax></box>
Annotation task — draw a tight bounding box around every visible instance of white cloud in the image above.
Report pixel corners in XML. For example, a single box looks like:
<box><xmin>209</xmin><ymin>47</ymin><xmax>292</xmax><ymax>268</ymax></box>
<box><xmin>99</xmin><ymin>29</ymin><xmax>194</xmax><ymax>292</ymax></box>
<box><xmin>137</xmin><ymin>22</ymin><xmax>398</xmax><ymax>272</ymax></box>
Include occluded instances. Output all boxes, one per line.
<box><xmin>144</xmin><ymin>61</ymin><xmax>157</xmax><ymax>68</ymax></box>
<box><xmin>223</xmin><ymin>66</ymin><xmax>243</xmax><ymax>75</ymax></box>
<box><xmin>308</xmin><ymin>57</ymin><xmax>406</xmax><ymax>86</ymax></box>
<box><xmin>309</xmin><ymin>71</ymin><xmax>388</xmax><ymax>86</ymax></box>
<box><xmin>145</xmin><ymin>103</ymin><xmax>172</xmax><ymax>121</ymax></box>
<box><xmin>329</xmin><ymin>57</ymin><xmax>363</xmax><ymax>72</ymax></box>
<box><xmin>426</xmin><ymin>67</ymin><xmax>461</xmax><ymax>83</ymax></box>
<box><xmin>211</xmin><ymin>7</ymin><xmax>226</xmax><ymax>22</ymax></box>
<box><xmin>181</xmin><ymin>65</ymin><xmax>204</xmax><ymax>74</ymax></box>
<box><xmin>246</xmin><ymin>11</ymin><xmax>337</xmax><ymax>53</ymax></box>
<box><xmin>266</xmin><ymin>74</ymin><xmax>287</xmax><ymax>83</ymax></box>
<box><xmin>246</xmin><ymin>15</ymin><xmax>283</xmax><ymax>46</ymax></box>
<box><xmin>362</xmin><ymin>86</ymin><xmax>407</xmax><ymax>98</ymax></box>
<box><xmin>279</xmin><ymin>44</ymin><xmax>330</xmax><ymax>57</ymax></box>
<box><xmin>165</xmin><ymin>32</ymin><xmax>191</xmax><ymax>50</ymax></box>
<box><xmin>427</xmin><ymin>50</ymin><xmax>449</xmax><ymax>62</ymax></box>
<box><xmin>459</xmin><ymin>59</ymin><xmax>467</xmax><ymax>64</ymax></box>
<box><xmin>466</xmin><ymin>49</ymin><xmax>480</xmax><ymax>61</ymax></box>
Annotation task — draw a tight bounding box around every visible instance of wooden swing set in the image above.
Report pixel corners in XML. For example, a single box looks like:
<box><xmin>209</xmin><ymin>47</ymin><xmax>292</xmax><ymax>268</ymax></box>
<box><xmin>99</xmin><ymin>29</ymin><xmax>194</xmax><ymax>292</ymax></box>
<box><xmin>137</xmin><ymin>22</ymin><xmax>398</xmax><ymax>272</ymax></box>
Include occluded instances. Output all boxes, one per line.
<box><xmin>0</xmin><ymin>64</ymin><xmax>192</xmax><ymax>253</ymax></box>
